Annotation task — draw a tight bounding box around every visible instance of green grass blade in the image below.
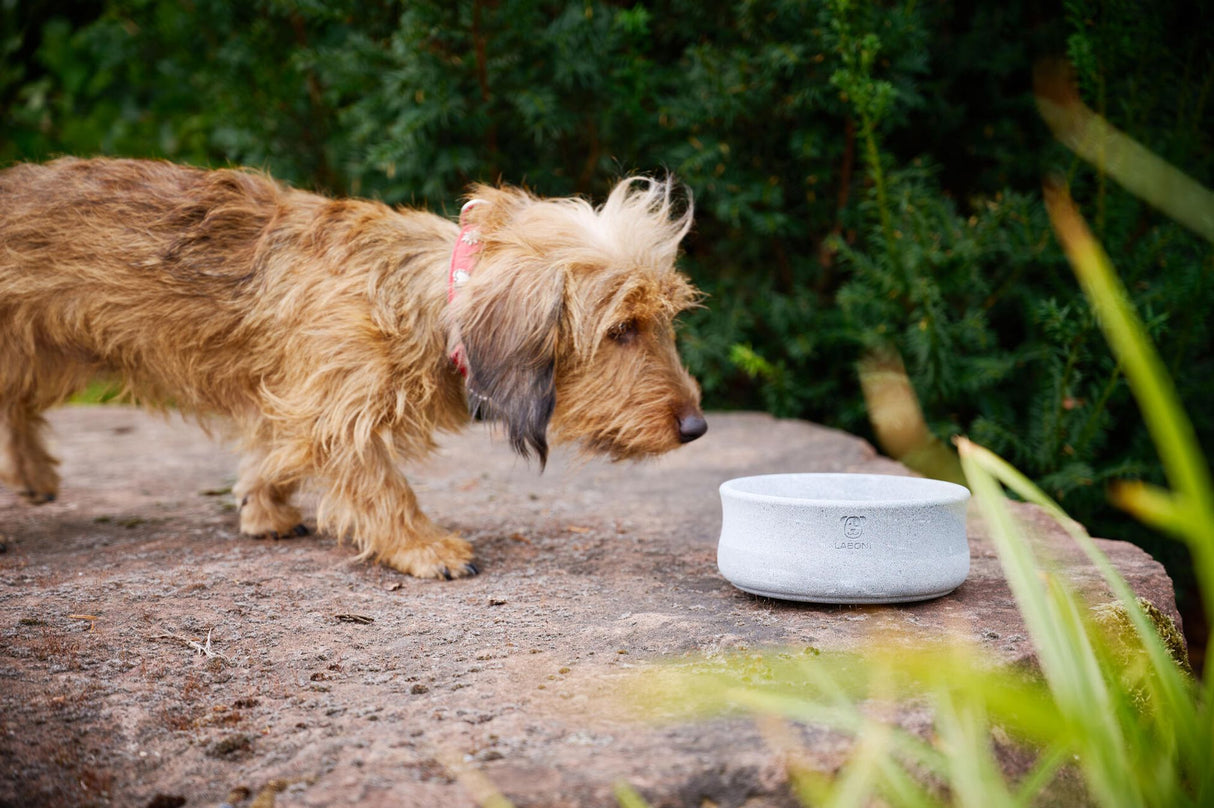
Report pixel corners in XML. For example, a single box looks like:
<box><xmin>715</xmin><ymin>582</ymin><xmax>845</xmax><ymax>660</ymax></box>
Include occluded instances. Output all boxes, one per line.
<box><xmin>1013</xmin><ymin>744</ymin><xmax>1073</xmax><ymax>806</ymax></box>
<box><xmin>1035</xmin><ymin>60</ymin><xmax>1214</xmax><ymax>243</ymax></box>
<box><xmin>1109</xmin><ymin>480</ymin><xmax>1191</xmax><ymax>537</ymax></box>
<box><xmin>1044</xmin><ymin>181</ymin><xmax>1214</xmax><ymax>632</ymax></box>
<box><xmin>958</xmin><ymin>438</ymin><xmax>1144</xmax><ymax>807</ymax></box>
<box><xmin>961</xmin><ymin>441</ymin><xmax>1196</xmax><ymax>726</ymax></box>
<box><xmin>935</xmin><ymin>695</ymin><xmax>1019</xmax><ymax>808</ymax></box>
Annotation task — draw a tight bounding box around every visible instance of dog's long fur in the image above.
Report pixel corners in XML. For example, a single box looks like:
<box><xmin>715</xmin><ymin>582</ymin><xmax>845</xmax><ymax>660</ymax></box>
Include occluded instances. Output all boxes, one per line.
<box><xmin>0</xmin><ymin>157</ymin><xmax>706</xmax><ymax>578</ymax></box>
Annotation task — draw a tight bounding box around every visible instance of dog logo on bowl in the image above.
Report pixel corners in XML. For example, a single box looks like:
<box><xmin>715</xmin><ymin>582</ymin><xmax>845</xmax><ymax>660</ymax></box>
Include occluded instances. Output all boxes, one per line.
<box><xmin>840</xmin><ymin>515</ymin><xmax>866</xmax><ymax>539</ymax></box>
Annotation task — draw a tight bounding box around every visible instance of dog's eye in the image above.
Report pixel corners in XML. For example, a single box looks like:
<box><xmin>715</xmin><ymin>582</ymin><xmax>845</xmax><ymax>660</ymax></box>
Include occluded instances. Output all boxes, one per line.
<box><xmin>607</xmin><ymin>319</ymin><xmax>639</xmax><ymax>345</ymax></box>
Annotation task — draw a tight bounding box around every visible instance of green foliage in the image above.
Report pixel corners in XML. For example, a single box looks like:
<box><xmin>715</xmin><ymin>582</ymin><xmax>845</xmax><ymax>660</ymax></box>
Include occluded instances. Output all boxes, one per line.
<box><xmin>2</xmin><ymin>0</ymin><xmax>1211</xmax><ymax>588</ymax></box>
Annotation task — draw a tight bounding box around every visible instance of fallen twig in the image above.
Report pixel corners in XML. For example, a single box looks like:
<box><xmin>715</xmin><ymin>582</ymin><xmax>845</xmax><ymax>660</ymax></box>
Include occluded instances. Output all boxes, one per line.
<box><xmin>68</xmin><ymin>614</ymin><xmax>99</xmax><ymax>632</ymax></box>
<box><xmin>150</xmin><ymin>626</ymin><xmax>231</xmax><ymax>663</ymax></box>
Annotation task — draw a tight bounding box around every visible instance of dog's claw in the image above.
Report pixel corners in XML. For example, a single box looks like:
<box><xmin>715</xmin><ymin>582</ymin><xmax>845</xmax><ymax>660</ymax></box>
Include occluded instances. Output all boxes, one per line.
<box><xmin>19</xmin><ymin>489</ymin><xmax>56</xmax><ymax>505</ymax></box>
<box><xmin>247</xmin><ymin>523</ymin><xmax>309</xmax><ymax>541</ymax></box>
<box><xmin>433</xmin><ymin>562</ymin><xmax>478</xmax><ymax>580</ymax></box>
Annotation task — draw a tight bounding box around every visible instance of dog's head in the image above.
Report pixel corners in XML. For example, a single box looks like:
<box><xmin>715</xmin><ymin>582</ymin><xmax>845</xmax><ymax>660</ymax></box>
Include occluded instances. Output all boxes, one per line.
<box><xmin>444</xmin><ymin>177</ymin><xmax>706</xmax><ymax>466</ymax></box>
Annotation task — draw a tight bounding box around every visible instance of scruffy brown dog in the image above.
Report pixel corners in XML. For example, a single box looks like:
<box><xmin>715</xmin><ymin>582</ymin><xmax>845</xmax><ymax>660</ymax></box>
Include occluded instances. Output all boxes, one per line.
<box><xmin>0</xmin><ymin>157</ymin><xmax>706</xmax><ymax>579</ymax></box>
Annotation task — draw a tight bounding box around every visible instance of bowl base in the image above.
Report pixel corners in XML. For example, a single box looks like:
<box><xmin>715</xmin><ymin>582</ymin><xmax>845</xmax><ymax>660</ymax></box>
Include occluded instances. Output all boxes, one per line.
<box><xmin>729</xmin><ymin>583</ymin><xmax>960</xmax><ymax>605</ymax></box>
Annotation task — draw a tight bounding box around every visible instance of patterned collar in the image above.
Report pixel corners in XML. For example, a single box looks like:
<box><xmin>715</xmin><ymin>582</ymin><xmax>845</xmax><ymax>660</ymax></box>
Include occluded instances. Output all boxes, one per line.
<box><xmin>447</xmin><ymin>199</ymin><xmax>486</xmax><ymax>377</ymax></box>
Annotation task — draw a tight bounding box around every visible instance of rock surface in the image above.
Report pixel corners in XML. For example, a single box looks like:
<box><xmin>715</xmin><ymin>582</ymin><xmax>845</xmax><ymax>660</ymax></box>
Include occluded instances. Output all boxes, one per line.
<box><xmin>0</xmin><ymin>407</ymin><xmax>1181</xmax><ymax>807</ymax></box>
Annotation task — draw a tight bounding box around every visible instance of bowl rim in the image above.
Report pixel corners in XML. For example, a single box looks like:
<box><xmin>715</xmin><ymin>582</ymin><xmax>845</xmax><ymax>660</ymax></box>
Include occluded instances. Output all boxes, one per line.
<box><xmin>720</xmin><ymin>472</ymin><xmax>970</xmax><ymax>507</ymax></box>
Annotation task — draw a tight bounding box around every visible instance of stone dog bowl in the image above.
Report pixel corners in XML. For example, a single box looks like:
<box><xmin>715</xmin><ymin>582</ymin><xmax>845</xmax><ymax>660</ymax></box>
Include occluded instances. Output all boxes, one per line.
<box><xmin>718</xmin><ymin>473</ymin><xmax>971</xmax><ymax>604</ymax></box>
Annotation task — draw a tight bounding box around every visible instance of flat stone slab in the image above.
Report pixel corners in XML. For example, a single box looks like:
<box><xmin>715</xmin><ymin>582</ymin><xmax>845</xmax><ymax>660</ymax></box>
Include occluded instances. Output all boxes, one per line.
<box><xmin>0</xmin><ymin>407</ymin><xmax>1180</xmax><ymax>807</ymax></box>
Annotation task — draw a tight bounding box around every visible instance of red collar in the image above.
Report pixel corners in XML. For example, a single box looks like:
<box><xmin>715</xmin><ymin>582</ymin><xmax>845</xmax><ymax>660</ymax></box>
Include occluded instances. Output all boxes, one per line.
<box><xmin>448</xmin><ymin>199</ymin><xmax>485</xmax><ymax>376</ymax></box>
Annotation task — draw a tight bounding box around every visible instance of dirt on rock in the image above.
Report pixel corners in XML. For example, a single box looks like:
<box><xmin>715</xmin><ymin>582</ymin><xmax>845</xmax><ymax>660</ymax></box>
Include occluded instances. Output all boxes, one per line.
<box><xmin>0</xmin><ymin>407</ymin><xmax>1183</xmax><ymax>807</ymax></box>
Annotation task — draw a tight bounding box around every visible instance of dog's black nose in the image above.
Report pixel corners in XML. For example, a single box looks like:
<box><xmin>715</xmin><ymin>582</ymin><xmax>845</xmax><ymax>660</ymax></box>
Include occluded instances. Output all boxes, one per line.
<box><xmin>677</xmin><ymin>410</ymin><xmax>708</xmax><ymax>443</ymax></box>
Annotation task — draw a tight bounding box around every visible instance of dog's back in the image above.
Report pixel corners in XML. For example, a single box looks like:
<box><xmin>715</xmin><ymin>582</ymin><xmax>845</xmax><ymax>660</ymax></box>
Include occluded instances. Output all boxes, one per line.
<box><xmin>1</xmin><ymin>158</ymin><xmax>305</xmax><ymax>409</ymax></box>
<box><xmin>0</xmin><ymin>157</ymin><xmax>283</xmax><ymax>307</ymax></box>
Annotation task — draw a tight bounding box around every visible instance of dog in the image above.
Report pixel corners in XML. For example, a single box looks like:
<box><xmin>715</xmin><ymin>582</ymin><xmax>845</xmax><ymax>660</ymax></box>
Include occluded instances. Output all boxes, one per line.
<box><xmin>0</xmin><ymin>157</ymin><xmax>707</xmax><ymax>579</ymax></box>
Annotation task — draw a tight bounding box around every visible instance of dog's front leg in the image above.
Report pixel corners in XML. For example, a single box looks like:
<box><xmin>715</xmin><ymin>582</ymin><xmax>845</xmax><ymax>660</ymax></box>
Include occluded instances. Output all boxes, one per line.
<box><xmin>231</xmin><ymin>448</ymin><xmax>310</xmax><ymax>540</ymax></box>
<box><xmin>317</xmin><ymin>450</ymin><xmax>477</xmax><ymax>580</ymax></box>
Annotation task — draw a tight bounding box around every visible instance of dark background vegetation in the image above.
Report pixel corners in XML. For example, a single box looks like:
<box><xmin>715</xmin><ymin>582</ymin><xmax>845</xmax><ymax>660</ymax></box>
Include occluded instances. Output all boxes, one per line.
<box><xmin>2</xmin><ymin>0</ymin><xmax>1211</xmax><ymax>643</ymax></box>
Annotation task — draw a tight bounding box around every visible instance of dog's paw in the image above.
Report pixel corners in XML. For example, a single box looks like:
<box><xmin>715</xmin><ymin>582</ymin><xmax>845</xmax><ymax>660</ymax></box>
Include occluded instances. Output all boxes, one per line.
<box><xmin>18</xmin><ymin>488</ymin><xmax>57</xmax><ymax>505</ymax></box>
<box><xmin>383</xmin><ymin>535</ymin><xmax>478</xmax><ymax>580</ymax></box>
<box><xmin>238</xmin><ymin>495</ymin><xmax>306</xmax><ymax>540</ymax></box>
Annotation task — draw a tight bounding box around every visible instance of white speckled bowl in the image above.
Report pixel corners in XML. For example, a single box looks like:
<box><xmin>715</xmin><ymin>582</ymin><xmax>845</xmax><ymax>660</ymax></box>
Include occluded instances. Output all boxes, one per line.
<box><xmin>718</xmin><ymin>473</ymin><xmax>971</xmax><ymax>604</ymax></box>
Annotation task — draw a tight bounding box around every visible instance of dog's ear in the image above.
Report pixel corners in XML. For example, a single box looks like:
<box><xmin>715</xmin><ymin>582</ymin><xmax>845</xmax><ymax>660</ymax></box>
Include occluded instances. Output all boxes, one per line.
<box><xmin>454</xmin><ymin>262</ymin><xmax>563</xmax><ymax>468</ymax></box>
